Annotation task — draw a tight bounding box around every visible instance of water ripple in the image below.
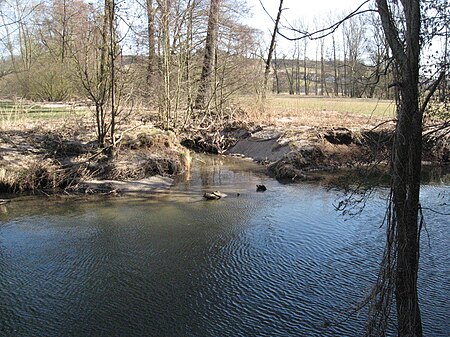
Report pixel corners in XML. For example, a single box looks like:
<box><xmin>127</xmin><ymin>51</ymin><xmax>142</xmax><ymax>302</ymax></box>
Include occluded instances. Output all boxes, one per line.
<box><xmin>0</xmin><ymin>161</ymin><xmax>448</xmax><ymax>336</ymax></box>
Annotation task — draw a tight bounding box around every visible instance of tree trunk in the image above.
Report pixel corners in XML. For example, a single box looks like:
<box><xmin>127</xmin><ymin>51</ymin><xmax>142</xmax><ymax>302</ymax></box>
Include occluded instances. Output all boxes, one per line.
<box><xmin>107</xmin><ymin>0</ymin><xmax>117</xmax><ymax>153</ymax></box>
<box><xmin>320</xmin><ymin>40</ymin><xmax>325</xmax><ymax>96</ymax></box>
<box><xmin>295</xmin><ymin>41</ymin><xmax>300</xmax><ymax>94</ymax></box>
<box><xmin>284</xmin><ymin>59</ymin><xmax>294</xmax><ymax>95</ymax></box>
<box><xmin>303</xmin><ymin>41</ymin><xmax>308</xmax><ymax>95</ymax></box>
<box><xmin>146</xmin><ymin>0</ymin><xmax>157</xmax><ymax>84</ymax></box>
<box><xmin>439</xmin><ymin>24</ymin><xmax>448</xmax><ymax>102</ymax></box>
<box><xmin>314</xmin><ymin>46</ymin><xmax>318</xmax><ymax>95</ymax></box>
<box><xmin>61</xmin><ymin>0</ymin><xmax>67</xmax><ymax>62</ymax></box>
<box><xmin>262</xmin><ymin>0</ymin><xmax>283</xmax><ymax>100</ymax></box>
<box><xmin>332</xmin><ymin>36</ymin><xmax>338</xmax><ymax>96</ymax></box>
<box><xmin>393</xmin><ymin>85</ymin><xmax>423</xmax><ymax>337</ymax></box>
<box><xmin>160</xmin><ymin>0</ymin><xmax>171</xmax><ymax>127</ymax></box>
<box><xmin>194</xmin><ymin>0</ymin><xmax>220</xmax><ymax>110</ymax></box>
<box><xmin>376</xmin><ymin>0</ymin><xmax>423</xmax><ymax>335</ymax></box>
<box><xmin>273</xmin><ymin>48</ymin><xmax>280</xmax><ymax>94</ymax></box>
<box><xmin>342</xmin><ymin>25</ymin><xmax>347</xmax><ymax>96</ymax></box>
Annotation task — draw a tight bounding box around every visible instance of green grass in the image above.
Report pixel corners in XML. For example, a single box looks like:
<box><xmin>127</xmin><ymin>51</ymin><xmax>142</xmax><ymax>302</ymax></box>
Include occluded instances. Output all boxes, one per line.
<box><xmin>238</xmin><ymin>95</ymin><xmax>396</xmax><ymax>119</ymax></box>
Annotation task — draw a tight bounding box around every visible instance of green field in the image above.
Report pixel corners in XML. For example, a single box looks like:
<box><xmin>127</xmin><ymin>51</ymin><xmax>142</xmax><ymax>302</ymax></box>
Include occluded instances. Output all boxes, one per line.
<box><xmin>1</xmin><ymin>96</ymin><xmax>397</xmax><ymax>129</ymax></box>
<box><xmin>238</xmin><ymin>95</ymin><xmax>397</xmax><ymax>119</ymax></box>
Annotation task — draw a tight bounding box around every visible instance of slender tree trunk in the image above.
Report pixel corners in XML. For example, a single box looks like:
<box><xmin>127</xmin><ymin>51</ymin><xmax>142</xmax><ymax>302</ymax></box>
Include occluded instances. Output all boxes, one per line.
<box><xmin>314</xmin><ymin>45</ymin><xmax>318</xmax><ymax>95</ymax></box>
<box><xmin>97</xmin><ymin>0</ymin><xmax>110</xmax><ymax>147</ymax></box>
<box><xmin>284</xmin><ymin>58</ymin><xmax>294</xmax><ymax>95</ymax></box>
<box><xmin>61</xmin><ymin>0</ymin><xmax>67</xmax><ymax>62</ymax></box>
<box><xmin>262</xmin><ymin>0</ymin><xmax>283</xmax><ymax>100</ymax></box>
<box><xmin>342</xmin><ymin>25</ymin><xmax>347</xmax><ymax>96</ymax></box>
<box><xmin>194</xmin><ymin>0</ymin><xmax>221</xmax><ymax>110</ymax></box>
<box><xmin>332</xmin><ymin>36</ymin><xmax>338</xmax><ymax>96</ymax></box>
<box><xmin>320</xmin><ymin>40</ymin><xmax>325</xmax><ymax>96</ymax></box>
<box><xmin>295</xmin><ymin>41</ymin><xmax>300</xmax><ymax>94</ymax></box>
<box><xmin>107</xmin><ymin>0</ymin><xmax>117</xmax><ymax>153</ymax></box>
<box><xmin>439</xmin><ymin>24</ymin><xmax>448</xmax><ymax>102</ymax></box>
<box><xmin>160</xmin><ymin>0</ymin><xmax>171</xmax><ymax>127</ymax></box>
<box><xmin>273</xmin><ymin>48</ymin><xmax>280</xmax><ymax>94</ymax></box>
<box><xmin>146</xmin><ymin>0</ymin><xmax>156</xmax><ymax>83</ymax></box>
<box><xmin>303</xmin><ymin>41</ymin><xmax>308</xmax><ymax>95</ymax></box>
<box><xmin>184</xmin><ymin>0</ymin><xmax>194</xmax><ymax>115</ymax></box>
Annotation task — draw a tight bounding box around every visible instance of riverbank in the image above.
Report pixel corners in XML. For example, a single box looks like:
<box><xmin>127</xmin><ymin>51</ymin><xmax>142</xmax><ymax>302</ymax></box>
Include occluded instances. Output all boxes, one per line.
<box><xmin>181</xmin><ymin>118</ymin><xmax>449</xmax><ymax>183</ymax></box>
<box><xmin>0</xmin><ymin>118</ymin><xmax>190</xmax><ymax>196</ymax></box>
<box><xmin>1</xmin><ymin>101</ymin><xmax>448</xmax><ymax>197</ymax></box>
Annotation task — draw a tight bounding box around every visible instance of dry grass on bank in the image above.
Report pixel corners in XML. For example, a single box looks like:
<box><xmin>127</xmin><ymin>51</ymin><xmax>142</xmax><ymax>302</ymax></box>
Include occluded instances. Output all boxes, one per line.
<box><xmin>0</xmin><ymin>105</ymin><xmax>190</xmax><ymax>194</ymax></box>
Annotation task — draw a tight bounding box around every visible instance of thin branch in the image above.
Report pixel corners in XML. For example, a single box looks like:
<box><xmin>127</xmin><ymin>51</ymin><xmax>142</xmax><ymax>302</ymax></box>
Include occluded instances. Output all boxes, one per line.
<box><xmin>421</xmin><ymin>207</ymin><xmax>450</xmax><ymax>216</ymax></box>
<box><xmin>256</xmin><ymin>0</ymin><xmax>275</xmax><ymax>24</ymax></box>
<box><xmin>420</xmin><ymin>71</ymin><xmax>445</xmax><ymax>114</ymax></box>
<box><xmin>276</xmin><ymin>1</ymin><xmax>374</xmax><ymax>41</ymax></box>
<box><xmin>376</xmin><ymin>0</ymin><xmax>407</xmax><ymax>66</ymax></box>
<box><xmin>423</xmin><ymin>121</ymin><xmax>450</xmax><ymax>137</ymax></box>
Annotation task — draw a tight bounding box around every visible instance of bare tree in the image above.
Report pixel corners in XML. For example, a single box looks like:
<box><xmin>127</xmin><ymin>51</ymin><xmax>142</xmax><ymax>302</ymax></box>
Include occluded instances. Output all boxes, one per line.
<box><xmin>332</xmin><ymin>35</ymin><xmax>339</xmax><ymax>96</ymax></box>
<box><xmin>365</xmin><ymin>1</ymin><xmax>445</xmax><ymax>336</ymax></box>
<box><xmin>303</xmin><ymin>35</ymin><xmax>309</xmax><ymax>95</ymax></box>
<box><xmin>69</xmin><ymin>0</ymin><xmax>122</xmax><ymax>151</ymax></box>
<box><xmin>261</xmin><ymin>0</ymin><xmax>283</xmax><ymax>100</ymax></box>
<box><xmin>343</xmin><ymin>14</ymin><xmax>366</xmax><ymax>97</ymax></box>
<box><xmin>146</xmin><ymin>0</ymin><xmax>157</xmax><ymax>83</ymax></box>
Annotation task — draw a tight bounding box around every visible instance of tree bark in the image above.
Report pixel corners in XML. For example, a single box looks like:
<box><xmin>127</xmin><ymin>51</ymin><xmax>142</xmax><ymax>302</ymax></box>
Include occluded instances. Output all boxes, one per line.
<box><xmin>194</xmin><ymin>0</ymin><xmax>221</xmax><ymax>110</ymax></box>
<box><xmin>303</xmin><ymin>40</ymin><xmax>308</xmax><ymax>95</ymax></box>
<box><xmin>262</xmin><ymin>0</ymin><xmax>283</xmax><ymax>100</ymax></box>
<box><xmin>376</xmin><ymin>0</ymin><xmax>423</xmax><ymax>335</ymax></box>
<box><xmin>146</xmin><ymin>0</ymin><xmax>157</xmax><ymax>84</ymax></box>
<box><xmin>332</xmin><ymin>36</ymin><xmax>338</xmax><ymax>96</ymax></box>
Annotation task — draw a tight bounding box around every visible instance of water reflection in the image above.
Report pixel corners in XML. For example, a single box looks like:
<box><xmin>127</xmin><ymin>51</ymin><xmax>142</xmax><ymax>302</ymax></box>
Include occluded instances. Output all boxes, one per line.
<box><xmin>0</xmin><ymin>155</ymin><xmax>448</xmax><ymax>336</ymax></box>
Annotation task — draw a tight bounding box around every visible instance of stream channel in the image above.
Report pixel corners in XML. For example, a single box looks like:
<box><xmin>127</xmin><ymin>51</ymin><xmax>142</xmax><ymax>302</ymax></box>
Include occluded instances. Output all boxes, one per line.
<box><xmin>0</xmin><ymin>155</ymin><xmax>449</xmax><ymax>336</ymax></box>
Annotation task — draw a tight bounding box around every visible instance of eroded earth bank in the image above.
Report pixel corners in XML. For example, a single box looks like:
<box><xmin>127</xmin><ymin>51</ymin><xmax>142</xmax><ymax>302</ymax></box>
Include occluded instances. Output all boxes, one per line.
<box><xmin>1</xmin><ymin>109</ymin><xmax>448</xmax><ymax>197</ymax></box>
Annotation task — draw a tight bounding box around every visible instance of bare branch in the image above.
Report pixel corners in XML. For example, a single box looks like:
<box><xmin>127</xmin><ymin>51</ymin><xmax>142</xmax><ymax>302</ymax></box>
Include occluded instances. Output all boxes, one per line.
<box><xmin>420</xmin><ymin>71</ymin><xmax>445</xmax><ymax>114</ymax></box>
<box><xmin>276</xmin><ymin>0</ymin><xmax>375</xmax><ymax>41</ymax></box>
<box><xmin>375</xmin><ymin>0</ymin><xmax>407</xmax><ymax>66</ymax></box>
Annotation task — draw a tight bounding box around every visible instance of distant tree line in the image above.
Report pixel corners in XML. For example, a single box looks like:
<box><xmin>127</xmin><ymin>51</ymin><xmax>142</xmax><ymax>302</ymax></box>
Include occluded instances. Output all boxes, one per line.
<box><xmin>0</xmin><ymin>1</ymin><xmax>448</xmax><ymax>130</ymax></box>
<box><xmin>267</xmin><ymin>11</ymin><xmax>397</xmax><ymax>99</ymax></box>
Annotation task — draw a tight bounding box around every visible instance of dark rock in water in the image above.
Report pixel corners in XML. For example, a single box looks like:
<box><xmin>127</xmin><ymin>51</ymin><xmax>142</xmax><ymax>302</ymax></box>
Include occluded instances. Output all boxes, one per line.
<box><xmin>256</xmin><ymin>184</ymin><xmax>267</xmax><ymax>192</ymax></box>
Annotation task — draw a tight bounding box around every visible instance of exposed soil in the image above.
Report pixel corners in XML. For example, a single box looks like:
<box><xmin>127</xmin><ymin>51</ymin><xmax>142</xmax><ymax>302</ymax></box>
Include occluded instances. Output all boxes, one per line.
<box><xmin>181</xmin><ymin>112</ymin><xmax>449</xmax><ymax>183</ymax></box>
<box><xmin>0</xmin><ymin>119</ymin><xmax>190</xmax><ymax>196</ymax></box>
<box><xmin>1</xmin><ymin>105</ymin><xmax>448</xmax><ymax>197</ymax></box>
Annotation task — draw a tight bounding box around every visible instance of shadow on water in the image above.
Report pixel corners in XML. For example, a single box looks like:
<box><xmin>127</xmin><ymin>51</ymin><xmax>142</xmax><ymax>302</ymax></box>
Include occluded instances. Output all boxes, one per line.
<box><xmin>0</xmin><ymin>154</ymin><xmax>449</xmax><ymax>336</ymax></box>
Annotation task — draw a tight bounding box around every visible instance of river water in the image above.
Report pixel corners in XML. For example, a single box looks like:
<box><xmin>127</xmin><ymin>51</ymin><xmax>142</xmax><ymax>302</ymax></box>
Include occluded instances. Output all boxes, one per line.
<box><xmin>0</xmin><ymin>156</ymin><xmax>448</xmax><ymax>336</ymax></box>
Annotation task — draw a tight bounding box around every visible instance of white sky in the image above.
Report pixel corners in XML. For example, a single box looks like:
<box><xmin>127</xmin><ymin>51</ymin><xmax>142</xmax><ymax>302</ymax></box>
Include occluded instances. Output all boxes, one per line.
<box><xmin>245</xmin><ymin>0</ymin><xmax>371</xmax><ymax>52</ymax></box>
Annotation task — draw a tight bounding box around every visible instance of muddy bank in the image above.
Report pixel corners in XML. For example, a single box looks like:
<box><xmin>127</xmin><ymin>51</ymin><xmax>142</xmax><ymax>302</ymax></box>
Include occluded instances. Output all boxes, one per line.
<box><xmin>181</xmin><ymin>122</ymin><xmax>449</xmax><ymax>182</ymax></box>
<box><xmin>0</xmin><ymin>125</ymin><xmax>190</xmax><ymax>196</ymax></box>
<box><xmin>2</xmin><ymin>115</ymin><xmax>447</xmax><ymax>197</ymax></box>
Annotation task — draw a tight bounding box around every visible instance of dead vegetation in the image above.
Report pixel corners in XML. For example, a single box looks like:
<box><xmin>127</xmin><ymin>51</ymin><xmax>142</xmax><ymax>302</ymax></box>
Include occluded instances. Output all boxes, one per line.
<box><xmin>0</xmin><ymin>116</ymin><xmax>190</xmax><ymax>195</ymax></box>
<box><xmin>0</xmin><ymin>98</ymin><xmax>447</xmax><ymax>195</ymax></box>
